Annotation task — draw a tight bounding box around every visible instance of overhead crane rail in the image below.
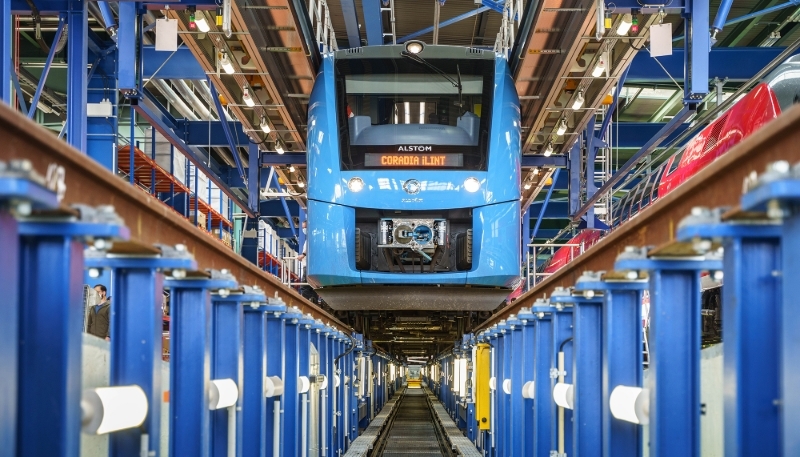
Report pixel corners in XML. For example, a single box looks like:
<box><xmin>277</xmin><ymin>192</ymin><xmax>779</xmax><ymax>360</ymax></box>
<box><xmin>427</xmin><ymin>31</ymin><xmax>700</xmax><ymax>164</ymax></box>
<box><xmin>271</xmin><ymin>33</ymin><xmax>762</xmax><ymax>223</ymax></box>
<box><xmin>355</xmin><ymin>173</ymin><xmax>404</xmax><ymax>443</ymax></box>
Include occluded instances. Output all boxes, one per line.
<box><xmin>0</xmin><ymin>102</ymin><xmax>345</xmax><ymax>328</ymax></box>
<box><xmin>483</xmin><ymin>103</ymin><xmax>800</xmax><ymax>330</ymax></box>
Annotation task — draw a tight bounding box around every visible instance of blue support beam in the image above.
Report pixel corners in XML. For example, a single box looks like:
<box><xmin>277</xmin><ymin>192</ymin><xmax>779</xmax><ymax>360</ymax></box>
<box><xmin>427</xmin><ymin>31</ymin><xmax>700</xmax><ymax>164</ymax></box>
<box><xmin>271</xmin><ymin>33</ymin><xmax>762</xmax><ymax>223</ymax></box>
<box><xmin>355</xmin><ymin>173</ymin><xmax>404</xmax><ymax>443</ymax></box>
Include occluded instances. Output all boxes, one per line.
<box><xmin>339</xmin><ymin>0</ymin><xmax>362</xmax><ymax>47</ymax></box>
<box><xmin>179</xmin><ymin>120</ymin><xmax>251</xmax><ymax>147</ymax></box>
<box><xmin>117</xmin><ymin>2</ymin><xmax>137</xmax><ymax>92</ymax></box>
<box><xmin>684</xmin><ymin>0</ymin><xmax>710</xmax><ymax>101</ymax></box>
<box><xmin>11</xmin><ymin>0</ymin><xmax>224</xmax><ymax>14</ymax></box>
<box><xmin>0</xmin><ymin>0</ymin><xmax>10</xmax><ymax>103</ymax></box>
<box><xmin>249</xmin><ymin>143</ymin><xmax>260</xmax><ymax>215</ymax></box>
<box><xmin>29</xmin><ymin>16</ymin><xmax>65</xmax><ymax>120</ymax></box>
<box><xmin>208</xmin><ymin>79</ymin><xmax>246</xmax><ymax>184</ymax></box>
<box><xmin>67</xmin><ymin>0</ymin><xmax>88</xmax><ymax>152</ymax></box>
<box><xmin>532</xmin><ymin>169</ymin><xmax>561</xmax><ymax>239</ymax></box>
<box><xmin>142</xmin><ymin>46</ymin><xmax>207</xmax><ymax>80</ymax></box>
<box><xmin>614</xmin><ymin>123</ymin><xmax>691</xmax><ymax>148</ymax></box>
<box><xmin>362</xmin><ymin>0</ymin><xmax>384</xmax><ymax>46</ymax></box>
<box><xmin>627</xmin><ymin>47</ymin><xmax>800</xmax><ymax>84</ymax></box>
<box><xmin>522</xmin><ymin>155</ymin><xmax>568</xmax><ymax>168</ymax></box>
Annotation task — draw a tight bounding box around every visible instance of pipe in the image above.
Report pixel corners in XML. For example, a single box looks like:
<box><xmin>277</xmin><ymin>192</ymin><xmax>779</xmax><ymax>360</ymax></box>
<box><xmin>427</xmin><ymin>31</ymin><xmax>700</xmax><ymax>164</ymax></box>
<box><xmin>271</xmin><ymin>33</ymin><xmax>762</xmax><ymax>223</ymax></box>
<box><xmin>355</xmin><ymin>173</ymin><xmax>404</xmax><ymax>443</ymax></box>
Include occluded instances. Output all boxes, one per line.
<box><xmin>710</xmin><ymin>0</ymin><xmax>734</xmax><ymax>39</ymax></box>
<box><xmin>151</xmin><ymin>79</ymin><xmax>200</xmax><ymax>121</ymax></box>
<box><xmin>171</xmin><ymin>79</ymin><xmax>214</xmax><ymax>120</ymax></box>
<box><xmin>273</xmin><ymin>400</ymin><xmax>281</xmax><ymax>457</ymax></box>
<box><xmin>557</xmin><ymin>350</ymin><xmax>566</xmax><ymax>454</ymax></box>
<box><xmin>227</xmin><ymin>405</ymin><xmax>236</xmax><ymax>457</ymax></box>
<box><xmin>321</xmin><ymin>385</ymin><xmax>328</xmax><ymax>457</ymax></box>
<box><xmin>490</xmin><ymin>346</ymin><xmax>495</xmax><ymax>449</ymax></box>
<box><xmin>97</xmin><ymin>1</ymin><xmax>118</xmax><ymax>35</ymax></box>
<box><xmin>301</xmin><ymin>392</ymin><xmax>308</xmax><ymax>457</ymax></box>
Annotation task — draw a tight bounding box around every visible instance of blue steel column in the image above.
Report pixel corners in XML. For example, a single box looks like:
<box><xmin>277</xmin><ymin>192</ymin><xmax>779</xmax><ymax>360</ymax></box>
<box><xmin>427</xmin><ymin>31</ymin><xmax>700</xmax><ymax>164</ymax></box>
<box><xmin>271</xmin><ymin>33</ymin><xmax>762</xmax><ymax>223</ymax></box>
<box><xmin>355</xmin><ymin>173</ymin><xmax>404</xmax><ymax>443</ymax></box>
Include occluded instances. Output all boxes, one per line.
<box><xmin>265</xmin><ymin>303</ymin><xmax>287</xmax><ymax>455</ymax></box>
<box><xmin>517</xmin><ymin>308</ymin><xmax>536</xmax><ymax>457</ymax></box>
<box><xmin>616</xmin><ymin>248</ymin><xmax>722</xmax><ymax>457</ymax></box>
<box><xmin>282</xmin><ymin>307</ymin><xmax>303</xmax><ymax>456</ymax></box>
<box><xmin>17</xmin><ymin>210</ymin><xmax>128</xmax><ymax>456</ymax></box>
<box><xmin>166</xmin><ymin>272</ymin><xmax>238</xmax><ymax>457</ymax></box>
<box><xmin>508</xmin><ymin>316</ymin><xmax>524</xmax><ymax>454</ymax></box>
<box><xmin>571</xmin><ymin>277</ymin><xmax>605</xmax><ymax>457</ymax></box>
<box><xmin>531</xmin><ymin>302</ymin><xmax>554</xmax><ymax>457</ymax></box>
<box><xmin>740</xmin><ymin>165</ymin><xmax>800</xmax><ymax>455</ymax></box>
<box><xmin>241</xmin><ymin>292</ymin><xmax>272</xmax><ymax>457</ymax></box>
<box><xmin>684</xmin><ymin>0</ymin><xmax>710</xmax><ymax>101</ymax></box>
<box><xmin>67</xmin><ymin>0</ymin><xmax>88</xmax><ymax>152</ymax></box>
<box><xmin>0</xmin><ymin>0</ymin><xmax>10</xmax><ymax>103</ymax></box>
<box><xmin>84</xmin><ymin>247</ymin><xmax>197</xmax><ymax>457</ymax></box>
<box><xmin>550</xmin><ymin>294</ymin><xmax>575</xmax><ymax>457</ymax></box>
<box><xmin>210</xmin><ymin>287</ymin><xmax>256</xmax><ymax>457</ymax></box>
<box><xmin>0</xmin><ymin>166</ymin><xmax>59</xmax><ymax>457</ymax></box>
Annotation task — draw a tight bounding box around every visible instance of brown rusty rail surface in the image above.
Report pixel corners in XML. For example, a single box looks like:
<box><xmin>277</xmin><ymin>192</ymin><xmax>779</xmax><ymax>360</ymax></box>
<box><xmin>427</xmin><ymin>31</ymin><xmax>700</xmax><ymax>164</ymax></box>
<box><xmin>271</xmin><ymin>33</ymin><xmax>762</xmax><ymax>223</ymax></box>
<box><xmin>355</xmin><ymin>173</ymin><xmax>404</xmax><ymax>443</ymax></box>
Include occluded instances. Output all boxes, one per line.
<box><xmin>0</xmin><ymin>102</ymin><xmax>350</xmax><ymax>331</ymax></box>
<box><xmin>480</xmin><ymin>103</ymin><xmax>800</xmax><ymax>331</ymax></box>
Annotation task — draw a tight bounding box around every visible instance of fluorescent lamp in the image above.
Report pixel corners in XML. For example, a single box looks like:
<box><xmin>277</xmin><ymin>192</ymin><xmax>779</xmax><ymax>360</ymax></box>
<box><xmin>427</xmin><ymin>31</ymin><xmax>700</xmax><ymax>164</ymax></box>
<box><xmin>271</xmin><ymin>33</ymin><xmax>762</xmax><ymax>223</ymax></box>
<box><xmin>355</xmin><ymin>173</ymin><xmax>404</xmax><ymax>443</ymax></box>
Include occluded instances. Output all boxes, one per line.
<box><xmin>208</xmin><ymin>379</ymin><xmax>239</xmax><ymax>410</ymax></box>
<box><xmin>523</xmin><ymin>182</ymin><xmax>532</xmax><ymax>190</ymax></box>
<box><xmin>275</xmin><ymin>143</ymin><xmax>285</xmax><ymax>154</ymax></box>
<box><xmin>219</xmin><ymin>52</ymin><xmax>234</xmax><ymax>74</ymax></box>
<box><xmin>298</xmin><ymin>181</ymin><xmax>305</xmax><ymax>188</ymax></box>
<box><xmin>592</xmin><ymin>58</ymin><xmax>606</xmax><ymax>77</ymax></box>
<box><xmin>242</xmin><ymin>87</ymin><xmax>255</xmax><ymax>107</ymax></box>
<box><xmin>81</xmin><ymin>385</ymin><xmax>149</xmax><ymax>435</ymax></box>
<box><xmin>289</xmin><ymin>165</ymin><xmax>295</xmax><ymax>172</ymax></box>
<box><xmin>556</xmin><ymin>118</ymin><xmax>567</xmax><ymax>136</ymax></box>
<box><xmin>260</xmin><ymin>116</ymin><xmax>271</xmax><ymax>133</ymax></box>
<box><xmin>609</xmin><ymin>385</ymin><xmax>650</xmax><ymax>424</ymax></box>
<box><xmin>543</xmin><ymin>143</ymin><xmax>554</xmax><ymax>157</ymax></box>
<box><xmin>572</xmin><ymin>91</ymin><xmax>585</xmax><ymax>110</ymax></box>
<box><xmin>617</xmin><ymin>14</ymin><xmax>633</xmax><ymax>35</ymax></box>
<box><xmin>195</xmin><ymin>15</ymin><xmax>211</xmax><ymax>33</ymax></box>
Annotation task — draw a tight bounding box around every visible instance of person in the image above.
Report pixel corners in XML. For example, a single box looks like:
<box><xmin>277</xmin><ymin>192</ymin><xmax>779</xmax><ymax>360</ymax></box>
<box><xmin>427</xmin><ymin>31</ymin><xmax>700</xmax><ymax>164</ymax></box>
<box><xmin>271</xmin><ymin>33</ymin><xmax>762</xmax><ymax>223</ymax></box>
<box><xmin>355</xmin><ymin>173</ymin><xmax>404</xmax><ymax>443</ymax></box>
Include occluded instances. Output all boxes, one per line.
<box><xmin>86</xmin><ymin>284</ymin><xmax>111</xmax><ymax>341</ymax></box>
<box><xmin>296</xmin><ymin>220</ymin><xmax>308</xmax><ymax>263</ymax></box>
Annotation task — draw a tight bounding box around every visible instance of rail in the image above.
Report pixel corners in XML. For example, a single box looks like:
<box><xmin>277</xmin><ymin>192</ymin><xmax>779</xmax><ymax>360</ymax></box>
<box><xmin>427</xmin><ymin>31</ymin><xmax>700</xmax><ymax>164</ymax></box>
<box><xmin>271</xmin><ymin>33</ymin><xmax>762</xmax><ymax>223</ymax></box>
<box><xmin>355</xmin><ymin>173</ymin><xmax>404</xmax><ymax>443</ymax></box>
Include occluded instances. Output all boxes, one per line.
<box><xmin>527</xmin><ymin>242</ymin><xmax>585</xmax><ymax>289</ymax></box>
<box><xmin>0</xmin><ymin>101</ymin><xmax>351</xmax><ymax>331</ymax></box>
<box><xmin>479</xmin><ymin>103</ymin><xmax>800</xmax><ymax>331</ymax></box>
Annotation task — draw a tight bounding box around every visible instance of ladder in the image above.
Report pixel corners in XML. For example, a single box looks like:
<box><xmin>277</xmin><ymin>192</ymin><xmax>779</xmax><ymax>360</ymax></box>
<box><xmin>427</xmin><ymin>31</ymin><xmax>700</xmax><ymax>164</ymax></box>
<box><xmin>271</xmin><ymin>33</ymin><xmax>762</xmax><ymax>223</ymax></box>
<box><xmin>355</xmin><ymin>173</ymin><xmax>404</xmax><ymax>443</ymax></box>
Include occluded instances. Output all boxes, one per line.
<box><xmin>381</xmin><ymin>0</ymin><xmax>397</xmax><ymax>44</ymax></box>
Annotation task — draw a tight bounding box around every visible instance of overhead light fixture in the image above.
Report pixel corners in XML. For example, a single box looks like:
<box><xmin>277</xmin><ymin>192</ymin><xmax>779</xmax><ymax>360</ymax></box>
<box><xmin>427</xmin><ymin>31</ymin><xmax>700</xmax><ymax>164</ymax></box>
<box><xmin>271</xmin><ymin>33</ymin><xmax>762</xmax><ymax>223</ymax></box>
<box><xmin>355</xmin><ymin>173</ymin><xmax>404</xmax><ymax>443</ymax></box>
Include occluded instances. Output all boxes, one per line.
<box><xmin>523</xmin><ymin>182</ymin><xmax>532</xmax><ymax>190</ymax></box>
<box><xmin>405</xmin><ymin>40</ymin><xmax>425</xmax><ymax>54</ymax></box>
<box><xmin>195</xmin><ymin>14</ymin><xmax>211</xmax><ymax>33</ymax></box>
<box><xmin>275</xmin><ymin>142</ymin><xmax>285</xmax><ymax>154</ymax></box>
<box><xmin>219</xmin><ymin>52</ymin><xmax>235</xmax><ymax>75</ymax></box>
<box><xmin>260</xmin><ymin>116</ymin><xmax>271</xmax><ymax>134</ymax></box>
<box><xmin>556</xmin><ymin>118</ymin><xmax>568</xmax><ymax>136</ymax></box>
<box><xmin>617</xmin><ymin>14</ymin><xmax>633</xmax><ymax>35</ymax></box>
<box><xmin>572</xmin><ymin>91</ymin><xmax>585</xmax><ymax>110</ymax></box>
<box><xmin>289</xmin><ymin>165</ymin><xmax>295</xmax><ymax>172</ymax></box>
<box><xmin>298</xmin><ymin>181</ymin><xmax>305</xmax><ymax>188</ymax></box>
<box><xmin>543</xmin><ymin>143</ymin><xmax>554</xmax><ymax>157</ymax></box>
<box><xmin>242</xmin><ymin>86</ymin><xmax>255</xmax><ymax>107</ymax></box>
<box><xmin>592</xmin><ymin>58</ymin><xmax>606</xmax><ymax>77</ymax></box>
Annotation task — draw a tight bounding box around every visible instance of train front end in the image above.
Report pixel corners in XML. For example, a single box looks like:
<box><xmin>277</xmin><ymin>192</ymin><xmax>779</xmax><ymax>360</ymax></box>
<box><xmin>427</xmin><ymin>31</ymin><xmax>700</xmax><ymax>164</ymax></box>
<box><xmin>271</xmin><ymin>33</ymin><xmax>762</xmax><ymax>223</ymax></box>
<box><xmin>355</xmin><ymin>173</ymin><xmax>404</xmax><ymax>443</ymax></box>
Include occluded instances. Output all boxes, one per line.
<box><xmin>306</xmin><ymin>43</ymin><xmax>521</xmax><ymax>310</ymax></box>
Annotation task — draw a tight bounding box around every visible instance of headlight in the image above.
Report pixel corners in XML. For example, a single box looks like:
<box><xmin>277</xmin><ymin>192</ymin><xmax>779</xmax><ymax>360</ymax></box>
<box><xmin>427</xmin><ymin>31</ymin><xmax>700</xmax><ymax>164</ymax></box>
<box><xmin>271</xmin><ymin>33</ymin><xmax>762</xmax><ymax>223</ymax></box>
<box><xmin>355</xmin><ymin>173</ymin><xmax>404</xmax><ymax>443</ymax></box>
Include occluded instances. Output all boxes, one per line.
<box><xmin>463</xmin><ymin>177</ymin><xmax>481</xmax><ymax>193</ymax></box>
<box><xmin>405</xmin><ymin>41</ymin><xmax>424</xmax><ymax>54</ymax></box>
<box><xmin>348</xmin><ymin>177</ymin><xmax>365</xmax><ymax>192</ymax></box>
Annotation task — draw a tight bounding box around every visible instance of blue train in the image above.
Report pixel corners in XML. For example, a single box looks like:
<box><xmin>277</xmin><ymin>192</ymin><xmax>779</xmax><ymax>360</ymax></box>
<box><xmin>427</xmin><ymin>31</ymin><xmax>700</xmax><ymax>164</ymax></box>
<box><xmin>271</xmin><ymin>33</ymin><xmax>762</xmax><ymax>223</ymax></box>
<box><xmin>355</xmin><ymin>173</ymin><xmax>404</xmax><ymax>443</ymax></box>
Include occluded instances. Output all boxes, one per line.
<box><xmin>305</xmin><ymin>42</ymin><xmax>521</xmax><ymax>310</ymax></box>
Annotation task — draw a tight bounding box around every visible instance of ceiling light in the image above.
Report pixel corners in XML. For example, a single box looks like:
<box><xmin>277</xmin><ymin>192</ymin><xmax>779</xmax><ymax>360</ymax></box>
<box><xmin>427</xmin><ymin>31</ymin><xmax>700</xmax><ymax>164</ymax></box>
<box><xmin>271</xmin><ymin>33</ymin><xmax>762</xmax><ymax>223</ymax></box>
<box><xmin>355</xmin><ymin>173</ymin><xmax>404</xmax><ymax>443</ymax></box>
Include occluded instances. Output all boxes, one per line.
<box><xmin>543</xmin><ymin>143</ymin><xmax>554</xmax><ymax>157</ymax></box>
<box><xmin>617</xmin><ymin>14</ymin><xmax>633</xmax><ymax>35</ymax></box>
<box><xmin>572</xmin><ymin>91</ymin><xmax>585</xmax><ymax>110</ymax></box>
<box><xmin>242</xmin><ymin>87</ymin><xmax>255</xmax><ymax>107</ymax></box>
<box><xmin>289</xmin><ymin>165</ymin><xmax>295</xmax><ymax>172</ymax></box>
<box><xmin>195</xmin><ymin>15</ymin><xmax>211</xmax><ymax>33</ymax></box>
<box><xmin>260</xmin><ymin>116</ymin><xmax>271</xmax><ymax>134</ymax></box>
<box><xmin>275</xmin><ymin>143</ymin><xmax>285</xmax><ymax>154</ymax></box>
<box><xmin>592</xmin><ymin>58</ymin><xmax>606</xmax><ymax>77</ymax></box>
<box><xmin>219</xmin><ymin>52</ymin><xmax>234</xmax><ymax>75</ymax></box>
<box><xmin>523</xmin><ymin>182</ymin><xmax>532</xmax><ymax>190</ymax></box>
<box><xmin>405</xmin><ymin>40</ymin><xmax>424</xmax><ymax>54</ymax></box>
<box><xmin>298</xmin><ymin>181</ymin><xmax>306</xmax><ymax>188</ymax></box>
<box><xmin>556</xmin><ymin>118</ymin><xmax>567</xmax><ymax>136</ymax></box>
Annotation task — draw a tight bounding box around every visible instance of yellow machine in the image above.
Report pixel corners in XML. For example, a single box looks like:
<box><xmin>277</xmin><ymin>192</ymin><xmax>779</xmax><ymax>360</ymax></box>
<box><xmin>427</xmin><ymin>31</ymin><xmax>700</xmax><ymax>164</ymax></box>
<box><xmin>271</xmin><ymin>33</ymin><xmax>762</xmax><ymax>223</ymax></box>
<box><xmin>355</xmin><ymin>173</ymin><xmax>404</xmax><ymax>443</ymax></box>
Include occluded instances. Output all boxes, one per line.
<box><xmin>475</xmin><ymin>343</ymin><xmax>491</xmax><ymax>430</ymax></box>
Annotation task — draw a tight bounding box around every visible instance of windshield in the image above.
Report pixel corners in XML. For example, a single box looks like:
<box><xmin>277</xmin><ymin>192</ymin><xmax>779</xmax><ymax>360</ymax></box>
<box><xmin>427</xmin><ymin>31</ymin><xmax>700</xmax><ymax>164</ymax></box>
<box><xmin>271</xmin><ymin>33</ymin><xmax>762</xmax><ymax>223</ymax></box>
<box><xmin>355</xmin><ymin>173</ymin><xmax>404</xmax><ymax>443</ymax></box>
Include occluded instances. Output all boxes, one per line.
<box><xmin>335</xmin><ymin>57</ymin><xmax>495</xmax><ymax>170</ymax></box>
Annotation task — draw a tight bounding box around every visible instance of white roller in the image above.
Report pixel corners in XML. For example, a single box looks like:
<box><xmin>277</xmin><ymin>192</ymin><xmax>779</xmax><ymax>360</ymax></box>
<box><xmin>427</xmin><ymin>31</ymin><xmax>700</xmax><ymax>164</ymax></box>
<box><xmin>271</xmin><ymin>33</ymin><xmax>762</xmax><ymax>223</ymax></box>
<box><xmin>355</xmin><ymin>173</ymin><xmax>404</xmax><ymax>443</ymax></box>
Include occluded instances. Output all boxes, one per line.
<box><xmin>81</xmin><ymin>385</ymin><xmax>149</xmax><ymax>435</ymax></box>
<box><xmin>320</xmin><ymin>376</ymin><xmax>328</xmax><ymax>390</ymax></box>
<box><xmin>334</xmin><ymin>374</ymin><xmax>341</xmax><ymax>388</ymax></box>
<box><xmin>521</xmin><ymin>381</ymin><xmax>535</xmax><ymax>399</ymax></box>
<box><xmin>609</xmin><ymin>385</ymin><xmax>650</xmax><ymax>425</ymax></box>
<box><xmin>209</xmin><ymin>379</ymin><xmax>239</xmax><ymax>410</ymax></box>
<box><xmin>298</xmin><ymin>376</ymin><xmax>311</xmax><ymax>394</ymax></box>
<box><xmin>502</xmin><ymin>379</ymin><xmax>512</xmax><ymax>395</ymax></box>
<box><xmin>264</xmin><ymin>376</ymin><xmax>285</xmax><ymax>398</ymax></box>
<box><xmin>489</xmin><ymin>376</ymin><xmax>497</xmax><ymax>391</ymax></box>
<box><xmin>553</xmin><ymin>382</ymin><xmax>574</xmax><ymax>410</ymax></box>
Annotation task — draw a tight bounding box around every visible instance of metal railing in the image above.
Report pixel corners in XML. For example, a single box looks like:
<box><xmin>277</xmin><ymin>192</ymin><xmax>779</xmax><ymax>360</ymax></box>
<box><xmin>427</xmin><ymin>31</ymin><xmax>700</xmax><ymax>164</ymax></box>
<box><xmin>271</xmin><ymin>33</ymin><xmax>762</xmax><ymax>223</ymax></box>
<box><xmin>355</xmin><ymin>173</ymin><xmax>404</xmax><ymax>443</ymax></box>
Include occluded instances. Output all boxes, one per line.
<box><xmin>526</xmin><ymin>242</ymin><xmax>585</xmax><ymax>289</ymax></box>
<box><xmin>308</xmin><ymin>0</ymin><xmax>338</xmax><ymax>53</ymax></box>
<box><xmin>281</xmin><ymin>256</ymin><xmax>309</xmax><ymax>288</ymax></box>
<box><xmin>494</xmin><ymin>0</ymin><xmax>523</xmax><ymax>57</ymax></box>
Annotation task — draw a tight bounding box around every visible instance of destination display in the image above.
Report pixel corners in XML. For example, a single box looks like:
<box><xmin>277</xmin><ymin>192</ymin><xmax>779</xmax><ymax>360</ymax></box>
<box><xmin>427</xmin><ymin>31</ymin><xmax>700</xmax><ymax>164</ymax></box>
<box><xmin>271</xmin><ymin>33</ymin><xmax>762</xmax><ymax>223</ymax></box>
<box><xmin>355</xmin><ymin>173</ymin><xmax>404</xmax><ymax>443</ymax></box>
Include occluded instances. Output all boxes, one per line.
<box><xmin>364</xmin><ymin>153</ymin><xmax>464</xmax><ymax>167</ymax></box>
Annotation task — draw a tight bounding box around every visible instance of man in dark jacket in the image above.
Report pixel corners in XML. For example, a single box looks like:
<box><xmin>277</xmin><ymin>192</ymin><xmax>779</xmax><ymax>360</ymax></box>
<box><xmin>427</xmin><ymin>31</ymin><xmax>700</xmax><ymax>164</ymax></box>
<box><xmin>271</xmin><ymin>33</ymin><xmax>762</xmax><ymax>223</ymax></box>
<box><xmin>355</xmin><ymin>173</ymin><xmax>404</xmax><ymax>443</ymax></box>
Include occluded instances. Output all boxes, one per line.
<box><xmin>86</xmin><ymin>284</ymin><xmax>111</xmax><ymax>341</ymax></box>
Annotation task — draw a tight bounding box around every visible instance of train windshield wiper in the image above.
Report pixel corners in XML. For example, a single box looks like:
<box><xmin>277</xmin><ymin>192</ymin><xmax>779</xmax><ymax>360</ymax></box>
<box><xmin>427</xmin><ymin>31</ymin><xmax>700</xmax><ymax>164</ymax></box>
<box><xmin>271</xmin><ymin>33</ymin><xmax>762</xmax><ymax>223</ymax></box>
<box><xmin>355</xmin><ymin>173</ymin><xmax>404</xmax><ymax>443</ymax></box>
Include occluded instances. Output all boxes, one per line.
<box><xmin>400</xmin><ymin>51</ymin><xmax>463</xmax><ymax>108</ymax></box>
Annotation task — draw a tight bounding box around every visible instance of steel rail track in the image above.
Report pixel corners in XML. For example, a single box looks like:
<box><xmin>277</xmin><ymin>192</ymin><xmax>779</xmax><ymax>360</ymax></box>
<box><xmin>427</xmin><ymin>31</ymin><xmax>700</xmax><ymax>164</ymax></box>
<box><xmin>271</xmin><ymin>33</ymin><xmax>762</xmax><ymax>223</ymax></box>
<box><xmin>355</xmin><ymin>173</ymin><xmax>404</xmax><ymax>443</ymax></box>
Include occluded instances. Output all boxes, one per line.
<box><xmin>373</xmin><ymin>388</ymin><xmax>452</xmax><ymax>457</ymax></box>
<box><xmin>479</xmin><ymin>103</ymin><xmax>800</xmax><ymax>331</ymax></box>
<box><xmin>0</xmin><ymin>103</ymin><xmax>351</xmax><ymax>331</ymax></box>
